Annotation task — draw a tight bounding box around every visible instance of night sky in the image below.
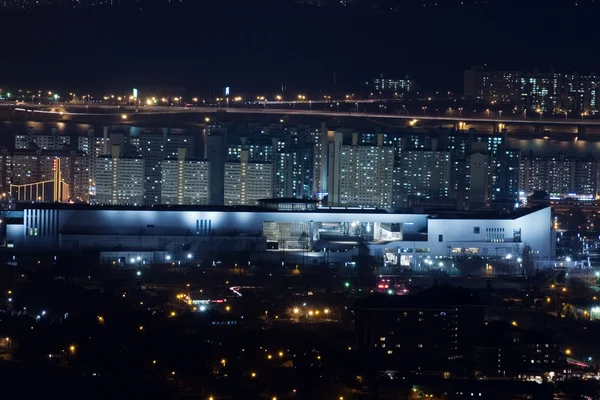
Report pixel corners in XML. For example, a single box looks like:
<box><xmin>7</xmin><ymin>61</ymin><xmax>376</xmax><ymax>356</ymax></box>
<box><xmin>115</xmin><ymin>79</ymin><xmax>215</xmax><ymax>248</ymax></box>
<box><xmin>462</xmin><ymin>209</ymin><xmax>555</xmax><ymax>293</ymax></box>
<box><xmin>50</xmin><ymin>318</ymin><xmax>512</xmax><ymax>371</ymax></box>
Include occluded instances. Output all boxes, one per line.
<box><xmin>1</xmin><ymin>0</ymin><xmax>599</xmax><ymax>94</ymax></box>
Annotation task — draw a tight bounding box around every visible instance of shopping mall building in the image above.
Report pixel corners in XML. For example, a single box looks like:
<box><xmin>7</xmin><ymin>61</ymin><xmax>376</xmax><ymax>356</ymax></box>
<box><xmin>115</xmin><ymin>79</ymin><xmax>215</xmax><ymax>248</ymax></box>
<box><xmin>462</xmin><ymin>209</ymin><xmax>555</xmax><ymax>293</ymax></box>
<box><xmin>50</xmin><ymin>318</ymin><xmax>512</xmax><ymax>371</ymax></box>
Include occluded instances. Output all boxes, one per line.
<box><xmin>0</xmin><ymin>200</ymin><xmax>554</xmax><ymax>267</ymax></box>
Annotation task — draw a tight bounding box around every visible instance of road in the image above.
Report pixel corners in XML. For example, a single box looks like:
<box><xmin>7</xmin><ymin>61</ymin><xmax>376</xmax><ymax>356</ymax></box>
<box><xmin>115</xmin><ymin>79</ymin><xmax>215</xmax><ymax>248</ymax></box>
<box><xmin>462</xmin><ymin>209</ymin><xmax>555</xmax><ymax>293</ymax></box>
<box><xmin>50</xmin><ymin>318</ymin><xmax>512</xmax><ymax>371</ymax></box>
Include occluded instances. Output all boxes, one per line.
<box><xmin>3</xmin><ymin>102</ymin><xmax>600</xmax><ymax>127</ymax></box>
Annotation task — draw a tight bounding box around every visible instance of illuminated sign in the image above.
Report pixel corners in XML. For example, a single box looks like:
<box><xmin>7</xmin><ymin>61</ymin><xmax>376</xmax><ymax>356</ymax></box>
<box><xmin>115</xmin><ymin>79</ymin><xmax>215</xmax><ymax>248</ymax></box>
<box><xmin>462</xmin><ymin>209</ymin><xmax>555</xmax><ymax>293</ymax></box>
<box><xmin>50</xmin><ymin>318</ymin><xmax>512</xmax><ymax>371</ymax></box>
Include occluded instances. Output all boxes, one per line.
<box><xmin>225</xmin><ymin>87</ymin><xmax>230</xmax><ymax>96</ymax></box>
<box><xmin>133</xmin><ymin>88</ymin><xmax>138</xmax><ymax>99</ymax></box>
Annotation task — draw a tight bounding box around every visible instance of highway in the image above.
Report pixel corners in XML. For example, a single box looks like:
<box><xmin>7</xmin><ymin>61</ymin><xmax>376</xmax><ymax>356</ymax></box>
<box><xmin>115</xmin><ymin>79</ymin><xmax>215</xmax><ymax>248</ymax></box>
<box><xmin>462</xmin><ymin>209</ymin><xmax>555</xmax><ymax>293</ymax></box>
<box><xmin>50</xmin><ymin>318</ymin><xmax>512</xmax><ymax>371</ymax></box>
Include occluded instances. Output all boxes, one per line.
<box><xmin>3</xmin><ymin>102</ymin><xmax>600</xmax><ymax>127</ymax></box>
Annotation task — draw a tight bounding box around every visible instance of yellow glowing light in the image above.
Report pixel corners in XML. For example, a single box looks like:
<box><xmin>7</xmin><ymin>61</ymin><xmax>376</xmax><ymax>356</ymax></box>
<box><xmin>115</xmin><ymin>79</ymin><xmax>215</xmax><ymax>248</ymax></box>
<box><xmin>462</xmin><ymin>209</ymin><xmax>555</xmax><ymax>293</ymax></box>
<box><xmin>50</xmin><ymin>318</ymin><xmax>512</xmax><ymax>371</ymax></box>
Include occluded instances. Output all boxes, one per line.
<box><xmin>565</xmin><ymin>349</ymin><xmax>572</xmax><ymax>355</ymax></box>
<box><xmin>251</xmin><ymin>372</ymin><xmax>257</xmax><ymax>378</ymax></box>
<box><xmin>121</xmin><ymin>114</ymin><xmax>128</xmax><ymax>120</ymax></box>
<box><xmin>293</xmin><ymin>308</ymin><xmax>299</xmax><ymax>314</ymax></box>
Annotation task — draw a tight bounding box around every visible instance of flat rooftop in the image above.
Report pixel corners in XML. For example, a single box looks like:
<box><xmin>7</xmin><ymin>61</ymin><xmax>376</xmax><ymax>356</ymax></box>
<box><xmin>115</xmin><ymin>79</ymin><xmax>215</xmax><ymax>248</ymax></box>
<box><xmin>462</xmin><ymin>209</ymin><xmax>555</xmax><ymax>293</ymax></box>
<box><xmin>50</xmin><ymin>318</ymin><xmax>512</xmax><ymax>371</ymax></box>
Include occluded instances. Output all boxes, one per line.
<box><xmin>10</xmin><ymin>202</ymin><xmax>549</xmax><ymax>219</ymax></box>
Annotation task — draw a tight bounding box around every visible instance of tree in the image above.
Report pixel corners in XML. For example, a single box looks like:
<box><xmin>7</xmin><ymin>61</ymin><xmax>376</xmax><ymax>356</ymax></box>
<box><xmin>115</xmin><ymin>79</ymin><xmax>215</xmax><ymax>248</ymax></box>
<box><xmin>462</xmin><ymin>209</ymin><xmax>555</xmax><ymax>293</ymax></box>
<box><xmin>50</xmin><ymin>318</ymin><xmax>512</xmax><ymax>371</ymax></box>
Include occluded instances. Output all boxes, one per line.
<box><xmin>454</xmin><ymin>256</ymin><xmax>485</xmax><ymax>276</ymax></box>
<box><xmin>521</xmin><ymin>243</ymin><xmax>535</xmax><ymax>277</ymax></box>
<box><xmin>567</xmin><ymin>277</ymin><xmax>594</xmax><ymax>301</ymax></box>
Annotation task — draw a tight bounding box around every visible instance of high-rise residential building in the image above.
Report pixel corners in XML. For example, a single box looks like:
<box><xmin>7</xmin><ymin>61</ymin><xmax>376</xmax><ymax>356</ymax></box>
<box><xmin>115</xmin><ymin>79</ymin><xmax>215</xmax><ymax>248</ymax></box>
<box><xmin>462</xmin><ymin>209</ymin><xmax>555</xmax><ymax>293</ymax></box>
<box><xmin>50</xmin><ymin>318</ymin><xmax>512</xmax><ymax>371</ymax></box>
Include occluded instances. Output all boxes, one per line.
<box><xmin>465</xmin><ymin>66</ymin><xmax>600</xmax><ymax>113</ymax></box>
<box><xmin>520</xmin><ymin>155</ymin><xmax>549</xmax><ymax>194</ymax></box>
<box><xmin>95</xmin><ymin>145</ymin><xmax>144</xmax><ymax>205</ymax></box>
<box><xmin>520</xmin><ymin>153</ymin><xmax>598</xmax><ymax>197</ymax></box>
<box><xmin>7</xmin><ymin>150</ymin><xmax>88</xmax><ymax>202</ymax></box>
<box><xmin>372</xmin><ymin>74</ymin><xmax>415</xmax><ymax>94</ymax></box>
<box><xmin>9</xmin><ymin>152</ymin><xmax>42</xmax><ymax>184</ymax></box>
<box><xmin>329</xmin><ymin>132</ymin><xmax>394</xmax><ymax>208</ymax></box>
<box><xmin>69</xmin><ymin>153</ymin><xmax>92</xmax><ymax>202</ymax></box>
<box><xmin>464</xmin><ymin>67</ymin><xmax>523</xmax><ymax>104</ymax></box>
<box><xmin>394</xmin><ymin>149</ymin><xmax>451</xmax><ymax>208</ymax></box>
<box><xmin>135</xmin><ymin>131</ymin><xmax>165</xmax><ymax>205</ymax></box>
<box><xmin>520</xmin><ymin>72</ymin><xmax>560</xmax><ymax>112</ymax></box>
<box><xmin>227</xmin><ymin>137</ymin><xmax>275</xmax><ymax>163</ymax></box>
<box><xmin>161</xmin><ymin>148</ymin><xmax>210</xmax><ymax>205</ymax></box>
<box><xmin>572</xmin><ymin>156</ymin><xmax>596</xmax><ymax>196</ymax></box>
<box><xmin>314</xmin><ymin>122</ymin><xmax>330</xmax><ymax>197</ymax></box>
<box><xmin>15</xmin><ymin>131</ymin><xmax>72</xmax><ymax>151</ymax></box>
<box><xmin>273</xmin><ymin>152</ymin><xmax>292</xmax><ymax>199</ymax></box>
<box><xmin>164</xmin><ymin>130</ymin><xmax>194</xmax><ymax>159</ymax></box>
<box><xmin>547</xmin><ymin>157</ymin><xmax>573</xmax><ymax>195</ymax></box>
<box><xmin>496</xmin><ymin>149</ymin><xmax>521</xmax><ymax>203</ymax></box>
<box><xmin>273</xmin><ymin>147</ymin><xmax>316</xmax><ymax>200</ymax></box>
<box><xmin>0</xmin><ymin>148</ymin><xmax>10</xmax><ymax>193</ymax></box>
<box><xmin>206</xmin><ymin>131</ymin><xmax>227</xmax><ymax>205</ymax></box>
<box><xmin>77</xmin><ymin>131</ymin><xmax>95</xmax><ymax>155</ymax></box>
<box><xmin>468</xmin><ymin>149</ymin><xmax>491</xmax><ymax>210</ymax></box>
<box><xmin>561</xmin><ymin>73</ymin><xmax>600</xmax><ymax>114</ymax></box>
<box><xmin>224</xmin><ymin>150</ymin><xmax>273</xmax><ymax>205</ymax></box>
<box><xmin>471</xmin><ymin>134</ymin><xmax>507</xmax><ymax>201</ymax></box>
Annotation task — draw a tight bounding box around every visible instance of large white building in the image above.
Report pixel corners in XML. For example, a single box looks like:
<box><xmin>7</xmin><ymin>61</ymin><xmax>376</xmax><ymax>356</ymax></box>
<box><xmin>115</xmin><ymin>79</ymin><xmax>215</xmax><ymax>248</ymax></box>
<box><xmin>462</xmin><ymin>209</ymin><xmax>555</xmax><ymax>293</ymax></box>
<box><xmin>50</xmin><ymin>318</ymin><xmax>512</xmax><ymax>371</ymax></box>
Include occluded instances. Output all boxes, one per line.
<box><xmin>161</xmin><ymin>149</ymin><xmax>210</xmax><ymax>205</ymax></box>
<box><xmin>1</xmin><ymin>203</ymin><xmax>554</xmax><ymax>268</ymax></box>
<box><xmin>95</xmin><ymin>146</ymin><xmax>144</xmax><ymax>205</ymax></box>
<box><xmin>224</xmin><ymin>150</ymin><xmax>273</xmax><ymax>205</ymax></box>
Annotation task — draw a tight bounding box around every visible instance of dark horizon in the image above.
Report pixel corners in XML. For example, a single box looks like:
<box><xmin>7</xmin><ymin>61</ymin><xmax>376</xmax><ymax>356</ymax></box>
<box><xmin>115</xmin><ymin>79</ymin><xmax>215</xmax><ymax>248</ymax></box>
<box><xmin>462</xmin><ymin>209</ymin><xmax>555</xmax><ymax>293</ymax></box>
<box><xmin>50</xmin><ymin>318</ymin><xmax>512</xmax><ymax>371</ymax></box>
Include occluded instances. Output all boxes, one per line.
<box><xmin>1</xmin><ymin>0</ymin><xmax>599</xmax><ymax>95</ymax></box>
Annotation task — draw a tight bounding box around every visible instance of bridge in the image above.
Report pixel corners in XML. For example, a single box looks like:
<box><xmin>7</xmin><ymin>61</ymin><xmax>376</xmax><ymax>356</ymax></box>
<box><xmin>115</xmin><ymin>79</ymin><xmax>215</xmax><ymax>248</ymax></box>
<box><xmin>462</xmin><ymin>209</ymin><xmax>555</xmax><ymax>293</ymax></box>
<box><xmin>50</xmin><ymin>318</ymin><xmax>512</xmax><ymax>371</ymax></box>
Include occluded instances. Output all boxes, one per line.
<box><xmin>3</xmin><ymin>102</ymin><xmax>600</xmax><ymax>131</ymax></box>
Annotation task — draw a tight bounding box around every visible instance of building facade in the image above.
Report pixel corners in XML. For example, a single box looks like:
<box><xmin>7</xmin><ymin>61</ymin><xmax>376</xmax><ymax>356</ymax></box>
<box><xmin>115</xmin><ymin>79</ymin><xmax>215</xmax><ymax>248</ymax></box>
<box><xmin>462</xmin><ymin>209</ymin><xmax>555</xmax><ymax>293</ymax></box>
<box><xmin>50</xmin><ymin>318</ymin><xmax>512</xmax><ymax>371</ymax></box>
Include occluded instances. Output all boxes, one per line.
<box><xmin>1</xmin><ymin>204</ymin><xmax>553</xmax><ymax>267</ymax></box>
<box><xmin>161</xmin><ymin>149</ymin><xmax>209</xmax><ymax>205</ymax></box>
<box><xmin>95</xmin><ymin>146</ymin><xmax>144</xmax><ymax>205</ymax></box>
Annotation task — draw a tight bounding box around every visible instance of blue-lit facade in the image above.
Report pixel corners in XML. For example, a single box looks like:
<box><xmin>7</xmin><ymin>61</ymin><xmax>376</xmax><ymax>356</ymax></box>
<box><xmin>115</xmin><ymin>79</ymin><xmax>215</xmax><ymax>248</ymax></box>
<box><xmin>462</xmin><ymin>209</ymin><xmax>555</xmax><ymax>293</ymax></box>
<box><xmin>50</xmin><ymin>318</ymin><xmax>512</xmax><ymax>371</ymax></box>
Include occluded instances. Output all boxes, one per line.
<box><xmin>1</xmin><ymin>204</ymin><xmax>554</xmax><ymax>267</ymax></box>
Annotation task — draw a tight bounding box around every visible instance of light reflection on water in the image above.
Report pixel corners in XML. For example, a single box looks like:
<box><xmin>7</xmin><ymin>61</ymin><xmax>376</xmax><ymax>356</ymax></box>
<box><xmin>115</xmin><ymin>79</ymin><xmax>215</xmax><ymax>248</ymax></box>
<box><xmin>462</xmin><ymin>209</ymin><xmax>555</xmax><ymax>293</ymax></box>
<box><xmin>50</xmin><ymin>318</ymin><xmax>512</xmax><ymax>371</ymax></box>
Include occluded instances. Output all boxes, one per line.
<box><xmin>1</xmin><ymin>120</ymin><xmax>599</xmax><ymax>157</ymax></box>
